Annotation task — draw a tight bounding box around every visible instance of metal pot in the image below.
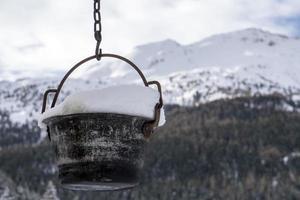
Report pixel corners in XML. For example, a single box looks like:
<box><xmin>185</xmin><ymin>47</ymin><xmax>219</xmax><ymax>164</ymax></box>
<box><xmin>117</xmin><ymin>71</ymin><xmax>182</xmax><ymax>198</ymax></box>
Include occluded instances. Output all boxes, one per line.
<box><xmin>41</xmin><ymin>54</ymin><xmax>163</xmax><ymax>191</ymax></box>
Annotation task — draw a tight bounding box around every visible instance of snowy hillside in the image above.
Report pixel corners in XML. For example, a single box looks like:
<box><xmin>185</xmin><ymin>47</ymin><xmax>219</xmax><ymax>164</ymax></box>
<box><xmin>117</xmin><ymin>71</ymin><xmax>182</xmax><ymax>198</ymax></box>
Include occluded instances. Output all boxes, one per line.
<box><xmin>84</xmin><ymin>28</ymin><xmax>300</xmax><ymax>104</ymax></box>
<box><xmin>1</xmin><ymin>28</ymin><xmax>300</xmax><ymax>127</ymax></box>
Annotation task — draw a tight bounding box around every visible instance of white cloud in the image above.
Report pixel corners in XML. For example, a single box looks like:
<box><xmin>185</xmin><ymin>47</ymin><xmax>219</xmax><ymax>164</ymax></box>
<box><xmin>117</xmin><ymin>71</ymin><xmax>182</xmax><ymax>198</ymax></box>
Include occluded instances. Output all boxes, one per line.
<box><xmin>0</xmin><ymin>0</ymin><xmax>299</xmax><ymax>71</ymax></box>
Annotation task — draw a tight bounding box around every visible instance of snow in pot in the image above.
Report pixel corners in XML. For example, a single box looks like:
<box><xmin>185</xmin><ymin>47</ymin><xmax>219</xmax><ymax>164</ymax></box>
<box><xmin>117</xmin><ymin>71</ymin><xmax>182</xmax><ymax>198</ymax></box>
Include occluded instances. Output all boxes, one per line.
<box><xmin>39</xmin><ymin>84</ymin><xmax>165</xmax><ymax>191</ymax></box>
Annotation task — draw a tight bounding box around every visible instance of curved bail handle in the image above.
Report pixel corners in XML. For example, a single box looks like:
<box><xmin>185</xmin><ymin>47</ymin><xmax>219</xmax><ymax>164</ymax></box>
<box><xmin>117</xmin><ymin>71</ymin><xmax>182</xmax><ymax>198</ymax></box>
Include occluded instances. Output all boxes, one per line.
<box><xmin>41</xmin><ymin>53</ymin><xmax>163</xmax><ymax>139</ymax></box>
<box><xmin>50</xmin><ymin>54</ymin><xmax>149</xmax><ymax>108</ymax></box>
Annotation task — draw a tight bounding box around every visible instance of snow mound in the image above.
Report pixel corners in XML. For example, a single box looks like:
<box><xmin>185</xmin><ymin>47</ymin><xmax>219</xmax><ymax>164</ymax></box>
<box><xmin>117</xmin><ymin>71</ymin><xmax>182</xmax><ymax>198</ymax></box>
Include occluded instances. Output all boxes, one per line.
<box><xmin>39</xmin><ymin>85</ymin><xmax>165</xmax><ymax>128</ymax></box>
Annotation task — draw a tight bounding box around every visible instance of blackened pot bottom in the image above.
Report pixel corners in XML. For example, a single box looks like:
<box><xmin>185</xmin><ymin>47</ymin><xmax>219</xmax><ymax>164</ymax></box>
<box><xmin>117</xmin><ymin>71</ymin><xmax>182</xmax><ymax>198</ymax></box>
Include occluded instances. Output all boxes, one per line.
<box><xmin>59</xmin><ymin>161</ymin><xmax>140</xmax><ymax>191</ymax></box>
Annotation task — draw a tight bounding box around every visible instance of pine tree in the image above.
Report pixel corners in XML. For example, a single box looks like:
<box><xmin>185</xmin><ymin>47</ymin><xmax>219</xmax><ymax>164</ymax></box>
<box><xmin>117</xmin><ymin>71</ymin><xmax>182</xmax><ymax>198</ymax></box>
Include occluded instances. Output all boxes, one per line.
<box><xmin>0</xmin><ymin>186</ymin><xmax>16</xmax><ymax>200</ymax></box>
<box><xmin>41</xmin><ymin>181</ymin><xmax>59</xmax><ymax>200</ymax></box>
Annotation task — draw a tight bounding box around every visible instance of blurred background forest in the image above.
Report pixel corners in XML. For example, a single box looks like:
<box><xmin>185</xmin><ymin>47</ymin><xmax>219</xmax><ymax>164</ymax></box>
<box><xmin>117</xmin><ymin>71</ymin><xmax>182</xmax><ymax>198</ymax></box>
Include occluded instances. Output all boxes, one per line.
<box><xmin>0</xmin><ymin>94</ymin><xmax>300</xmax><ymax>199</ymax></box>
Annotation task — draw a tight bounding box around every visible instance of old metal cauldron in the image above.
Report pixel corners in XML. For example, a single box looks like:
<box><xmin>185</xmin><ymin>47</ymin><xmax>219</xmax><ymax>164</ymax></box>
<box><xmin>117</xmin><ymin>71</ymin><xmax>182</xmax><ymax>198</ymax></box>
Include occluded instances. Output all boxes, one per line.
<box><xmin>41</xmin><ymin>54</ymin><xmax>163</xmax><ymax>191</ymax></box>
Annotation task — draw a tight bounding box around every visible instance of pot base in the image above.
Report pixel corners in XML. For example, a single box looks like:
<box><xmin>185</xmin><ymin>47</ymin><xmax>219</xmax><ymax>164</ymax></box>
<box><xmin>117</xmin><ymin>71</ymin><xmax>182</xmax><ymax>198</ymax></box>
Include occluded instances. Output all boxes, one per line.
<box><xmin>59</xmin><ymin>161</ymin><xmax>139</xmax><ymax>191</ymax></box>
<box><xmin>62</xmin><ymin>182</ymin><xmax>138</xmax><ymax>191</ymax></box>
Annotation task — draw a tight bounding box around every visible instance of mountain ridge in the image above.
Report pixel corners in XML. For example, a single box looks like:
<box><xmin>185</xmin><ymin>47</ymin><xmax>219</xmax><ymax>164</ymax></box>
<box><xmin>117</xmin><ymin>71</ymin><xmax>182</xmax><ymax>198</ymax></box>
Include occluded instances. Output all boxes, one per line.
<box><xmin>0</xmin><ymin>27</ymin><xmax>300</xmax><ymax>126</ymax></box>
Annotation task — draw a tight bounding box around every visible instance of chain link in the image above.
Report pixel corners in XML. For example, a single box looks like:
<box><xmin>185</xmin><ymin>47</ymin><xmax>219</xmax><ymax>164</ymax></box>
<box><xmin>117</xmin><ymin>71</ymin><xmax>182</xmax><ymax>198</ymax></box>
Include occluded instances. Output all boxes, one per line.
<box><xmin>94</xmin><ymin>0</ymin><xmax>102</xmax><ymax>60</ymax></box>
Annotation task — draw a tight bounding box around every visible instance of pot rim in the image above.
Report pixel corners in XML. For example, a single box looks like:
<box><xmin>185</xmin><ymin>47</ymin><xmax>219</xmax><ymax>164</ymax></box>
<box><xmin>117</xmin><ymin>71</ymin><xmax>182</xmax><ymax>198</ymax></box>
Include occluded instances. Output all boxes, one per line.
<box><xmin>42</xmin><ymin>112</ymin><xmax>153</xmax><ymax>125</ymax></box>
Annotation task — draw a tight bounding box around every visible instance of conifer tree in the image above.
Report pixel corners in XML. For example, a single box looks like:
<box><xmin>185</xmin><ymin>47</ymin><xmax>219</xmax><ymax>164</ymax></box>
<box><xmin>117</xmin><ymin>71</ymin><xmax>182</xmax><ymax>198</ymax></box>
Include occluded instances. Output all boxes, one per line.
<box><xmin>41</xmin><ymin>181</ymin><xmax>59</xmax><ymax>200</ymax></box>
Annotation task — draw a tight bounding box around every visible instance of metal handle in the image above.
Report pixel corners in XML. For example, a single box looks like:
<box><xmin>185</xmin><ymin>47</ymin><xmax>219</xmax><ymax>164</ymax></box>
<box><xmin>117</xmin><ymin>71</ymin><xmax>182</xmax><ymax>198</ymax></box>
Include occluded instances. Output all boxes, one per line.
<box><xmin>51</xmin><ymin>53</ymin><xmax>150</xmax><ymax>108</ymax></box>
<box><xmin>42</xmin><ymin>89</ymin><xmax>57</xmax><ymax>113</ymax></box>
<box><xmin>41</xmin><ymin>53</ymin><xmax>163</xmax><ymax>138</ymax></box>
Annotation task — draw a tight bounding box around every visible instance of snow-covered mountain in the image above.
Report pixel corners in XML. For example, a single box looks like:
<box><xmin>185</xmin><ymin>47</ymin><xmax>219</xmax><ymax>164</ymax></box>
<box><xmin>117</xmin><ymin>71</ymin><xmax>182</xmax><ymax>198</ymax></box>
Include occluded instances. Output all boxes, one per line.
<box><xmin>1</xmin><ymin>28</ymin><xmax>300</xmax><ymax>127</ymax></box>
<box><xmin>79</xmin><ymin>28</ymin><xmax>300</xmax><ymax>104</ymax></box>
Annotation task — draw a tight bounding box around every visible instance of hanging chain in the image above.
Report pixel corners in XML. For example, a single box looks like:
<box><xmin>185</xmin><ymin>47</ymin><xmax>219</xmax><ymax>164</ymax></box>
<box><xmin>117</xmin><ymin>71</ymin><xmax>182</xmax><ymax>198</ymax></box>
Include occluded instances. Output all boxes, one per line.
<box><xmin>94</xmin><ymin>0</ymin><xmax>102</xmax><ymax>60</ymax></box>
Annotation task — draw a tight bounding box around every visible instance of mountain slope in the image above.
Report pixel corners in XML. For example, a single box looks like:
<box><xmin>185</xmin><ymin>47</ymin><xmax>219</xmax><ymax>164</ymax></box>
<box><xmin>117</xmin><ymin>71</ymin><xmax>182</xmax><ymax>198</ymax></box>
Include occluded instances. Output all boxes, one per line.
<box><xmin>0</xmin><ymin>28</ymin><xmax>300</xmax><ymax>135</ymax></box>
<box><xmin>76</xmin><ymin>28</ymin><xmax>300</xmax><ymax>105</ymax></box>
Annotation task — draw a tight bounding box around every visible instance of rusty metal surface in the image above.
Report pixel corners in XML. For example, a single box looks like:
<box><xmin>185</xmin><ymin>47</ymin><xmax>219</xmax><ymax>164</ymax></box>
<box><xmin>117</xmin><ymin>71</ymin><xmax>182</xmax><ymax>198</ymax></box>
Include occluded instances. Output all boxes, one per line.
<box><xmin>44</xmin><ymin>113</ymin><xmax>148</xmax><ymax>191</ymax></box>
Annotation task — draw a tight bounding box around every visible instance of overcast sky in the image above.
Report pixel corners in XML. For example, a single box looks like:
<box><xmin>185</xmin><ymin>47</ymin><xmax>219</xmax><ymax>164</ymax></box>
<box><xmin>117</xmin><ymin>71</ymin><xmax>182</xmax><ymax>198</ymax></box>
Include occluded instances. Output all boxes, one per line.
<box><xmin>0</xmin><ymin>0</ymin><xmax>300</xmax><ymax>71</ymax></box>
